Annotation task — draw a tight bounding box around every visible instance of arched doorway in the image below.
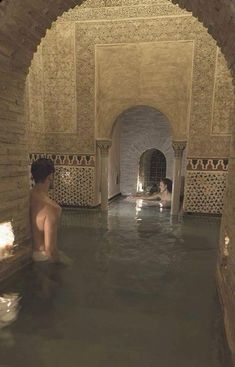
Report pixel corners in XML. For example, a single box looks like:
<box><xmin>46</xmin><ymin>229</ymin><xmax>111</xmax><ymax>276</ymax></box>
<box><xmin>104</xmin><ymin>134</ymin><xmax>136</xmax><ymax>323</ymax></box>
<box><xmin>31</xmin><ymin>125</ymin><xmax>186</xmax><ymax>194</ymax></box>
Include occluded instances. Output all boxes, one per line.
<box><xmin>138</xmin><ymin>149</ymin><xmax>167</xmax><ymax>193</ymax></box>
<box><xmin>109</xmin><ymin>106</ymin><xmax>175</xmax><ymax>197</ymax></box>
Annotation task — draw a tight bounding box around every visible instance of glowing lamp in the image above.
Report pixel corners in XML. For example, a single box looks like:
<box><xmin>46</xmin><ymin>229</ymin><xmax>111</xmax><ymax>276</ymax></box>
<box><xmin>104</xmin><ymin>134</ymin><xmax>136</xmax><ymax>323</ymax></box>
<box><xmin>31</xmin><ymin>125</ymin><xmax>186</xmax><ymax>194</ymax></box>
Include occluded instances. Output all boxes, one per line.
<box><xmin>0</xmin><ymin>294</ymin><xmax>20</xmax><ymax>329</ymax></box>
<box><xmin>224</xmin><ymin>235</ymin><xmax>230</xmax><ymax>257</ymax></box>
<box><xmin>0</xmin><ymin>221</ymin><xmax>15</xmax><ymax>260</ymax></box>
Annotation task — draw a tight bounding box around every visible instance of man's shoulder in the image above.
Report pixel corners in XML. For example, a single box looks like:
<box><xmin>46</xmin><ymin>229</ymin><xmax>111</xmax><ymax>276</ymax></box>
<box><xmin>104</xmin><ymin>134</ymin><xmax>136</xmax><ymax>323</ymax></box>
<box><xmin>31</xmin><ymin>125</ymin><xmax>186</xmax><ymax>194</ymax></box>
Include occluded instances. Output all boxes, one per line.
<box><xmin>30</xmin><ymin>188</ymin><xmax>41</xmax><ymax>204</ymax></box>
<box><xmin>45</xmin><ymin>200</ymin><xmax>61</xmax><ymax>218</ymax></box>
<box><xmin>30</xmin><ymin>189</ymin><xmax>60</xmax><ymax>212</ymax></box>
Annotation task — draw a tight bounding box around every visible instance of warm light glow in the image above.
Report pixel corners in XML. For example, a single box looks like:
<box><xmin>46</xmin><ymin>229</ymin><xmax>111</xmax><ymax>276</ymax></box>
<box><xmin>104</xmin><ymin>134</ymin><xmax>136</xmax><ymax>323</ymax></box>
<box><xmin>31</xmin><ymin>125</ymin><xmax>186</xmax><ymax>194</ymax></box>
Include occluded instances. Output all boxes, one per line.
<box><xmin>225</xmin><ymin>236</ymin><xmax>230</xmax><ymax>246</ymax></box>
<box><xmin>224</xmin><ymin>235</ymin><xmax>230</xmax><ymax>257</ymax></box>
<box><xmin>0</xmin><ymin>222</ymin><xmax>15</xmax><ymax>260</ymax></box>
<box><xmin>61</xmin><ymin>170</ymin><xmax>73</xmax><ymax>186</ymax></box>
<box><xmin>137</xmin><ymin>176</ymin><xmax>144</xmax><ymax>193</ymax></box>
<box><xmin>136</xmin><ymin>199</ymin><xmax>143</xmax><ymax>215</ymax></box>
<box><xmin>139</xmin><ymin>184</ymin><xmax>144</xmax><ymax>192</ymax></box>
<box><xmin>0</xmin><ymin>294</ymin><xmax>20</xmax><ymax>329</ymax></box>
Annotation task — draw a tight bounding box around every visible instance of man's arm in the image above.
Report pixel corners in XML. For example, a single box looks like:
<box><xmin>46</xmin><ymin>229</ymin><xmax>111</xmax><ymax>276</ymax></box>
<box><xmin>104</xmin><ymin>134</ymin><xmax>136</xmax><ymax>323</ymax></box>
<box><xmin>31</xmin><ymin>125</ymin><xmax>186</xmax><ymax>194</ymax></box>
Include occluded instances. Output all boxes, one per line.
<box><xmin>138</xmin><ymin>193</ymin><xmax>161</xmax><ymax>201</ymax></box>
<box><xmin>44</xmin><ymin>205</ymin><xmax>61</xmax><ymax>262</ymax></box>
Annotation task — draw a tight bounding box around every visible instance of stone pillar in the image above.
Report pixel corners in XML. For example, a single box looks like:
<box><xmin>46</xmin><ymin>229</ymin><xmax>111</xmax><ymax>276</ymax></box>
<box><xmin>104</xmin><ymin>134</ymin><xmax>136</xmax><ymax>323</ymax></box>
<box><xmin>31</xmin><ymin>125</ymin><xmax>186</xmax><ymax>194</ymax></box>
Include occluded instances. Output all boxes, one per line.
<box><xmin>171</xmin><ymin>141</ymin><xmax>187</xmax><ymax>216</ymax></box>
<box><xmin>97</xmin><ymin>140</ymin><xmax>112</xmax><ymax>211</ymax></box>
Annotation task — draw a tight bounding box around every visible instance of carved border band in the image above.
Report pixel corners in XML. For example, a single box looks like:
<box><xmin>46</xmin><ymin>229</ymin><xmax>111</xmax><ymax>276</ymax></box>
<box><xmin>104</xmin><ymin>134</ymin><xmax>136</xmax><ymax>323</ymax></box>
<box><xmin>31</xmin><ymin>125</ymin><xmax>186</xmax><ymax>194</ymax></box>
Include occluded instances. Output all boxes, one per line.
<box><xmin>187</xmin><ymin>158</ymin><xmax>229</xmax><ymax>172</ymax></box>
<box><xmin>29</xmin><ymin>153</ymin><xmax>96</xmax><ymax>167</ymax></box>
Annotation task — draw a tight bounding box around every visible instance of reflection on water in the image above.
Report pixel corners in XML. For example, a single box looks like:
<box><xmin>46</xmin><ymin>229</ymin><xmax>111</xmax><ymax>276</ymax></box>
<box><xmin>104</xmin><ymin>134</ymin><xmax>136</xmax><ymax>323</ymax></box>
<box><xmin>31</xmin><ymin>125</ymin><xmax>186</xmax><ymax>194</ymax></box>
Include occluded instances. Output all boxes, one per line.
<box><xmin>0</xmin><ymin>294</ymin><xmax>20</xmax><ymax>329</ymax></box>
<box><xmin>0</xmin><ymin>293</ymin><xmax>21</xmax><ymax>348</ymax></box>
<box><xmin>0</xmin><ymin>199</ymin><xmax>231</xmax><ymax>367</ymax></box>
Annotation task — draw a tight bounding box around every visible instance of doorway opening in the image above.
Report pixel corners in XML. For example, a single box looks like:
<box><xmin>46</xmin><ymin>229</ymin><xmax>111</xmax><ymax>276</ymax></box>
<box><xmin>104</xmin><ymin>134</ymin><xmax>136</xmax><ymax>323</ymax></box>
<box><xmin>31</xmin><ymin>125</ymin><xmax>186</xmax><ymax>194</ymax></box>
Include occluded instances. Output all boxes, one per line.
<box><xmin>138</xmin><ymin>149</ymin><xmax>167</xmax><ymax>193</ymax></box>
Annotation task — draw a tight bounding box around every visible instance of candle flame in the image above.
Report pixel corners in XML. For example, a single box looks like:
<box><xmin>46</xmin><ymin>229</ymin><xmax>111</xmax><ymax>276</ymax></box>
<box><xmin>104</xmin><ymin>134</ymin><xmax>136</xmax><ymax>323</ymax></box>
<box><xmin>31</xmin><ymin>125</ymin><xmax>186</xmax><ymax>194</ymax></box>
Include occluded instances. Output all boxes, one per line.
<box><xmin>0</xmin><ymin>221</ymin><xmax>15</xmax><ymax>259</ymax></box>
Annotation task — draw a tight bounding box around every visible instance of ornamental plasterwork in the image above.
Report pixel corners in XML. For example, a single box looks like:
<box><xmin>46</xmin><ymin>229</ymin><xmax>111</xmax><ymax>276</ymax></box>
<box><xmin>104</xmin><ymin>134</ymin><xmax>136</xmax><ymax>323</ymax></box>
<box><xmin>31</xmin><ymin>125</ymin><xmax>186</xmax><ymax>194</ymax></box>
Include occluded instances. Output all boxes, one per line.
<box><xmin>42</xmin><ymin>22</ymin><xmax>77</xmax><ymax>134</ymax></box>
<box><xmin>61</xmin><ymin>1</ymin><xmax>188</xmax><ymax>22</ymax></box>
<box><xmin>27</xmin><ymin>0</ymin><xmax>233</xmax><ymax>157</ymax></box>
<box><xmin>97</xmin><ymin>140</ymin><xmax>112</xmax><ymax>156</ymax></box>
<box><xmin>172</xmin><ymin>141</ymin><xmax>187</xmax><ymax>157</ymax></box>
<box><xmin>211</xmin><ymin>48</ymin><xmax>235</xmax><ymax>135</ymax></box>
<box><xmin>75</xmin><ymin>15</ymin><xmax>230</xmax><ymax>156</ymax></box>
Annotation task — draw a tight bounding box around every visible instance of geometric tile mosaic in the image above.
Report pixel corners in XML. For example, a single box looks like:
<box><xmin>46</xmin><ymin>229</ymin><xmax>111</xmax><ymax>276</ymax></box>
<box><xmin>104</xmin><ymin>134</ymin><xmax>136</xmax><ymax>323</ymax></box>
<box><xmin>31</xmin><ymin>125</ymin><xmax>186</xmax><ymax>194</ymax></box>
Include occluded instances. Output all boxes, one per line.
<box><xmin>29</xmin><ymin>153</ymin><xmax>96</xmax><ymax>207</ymax></box>
<box><xmin>50</xmin><ymin>166</ymin><xmax>95</xmax><ymax>207</ymax></box>
<box><xmin>184</xmin><ymin>158</ymin><xmax>228</xmax><ymax>214</ymax></box>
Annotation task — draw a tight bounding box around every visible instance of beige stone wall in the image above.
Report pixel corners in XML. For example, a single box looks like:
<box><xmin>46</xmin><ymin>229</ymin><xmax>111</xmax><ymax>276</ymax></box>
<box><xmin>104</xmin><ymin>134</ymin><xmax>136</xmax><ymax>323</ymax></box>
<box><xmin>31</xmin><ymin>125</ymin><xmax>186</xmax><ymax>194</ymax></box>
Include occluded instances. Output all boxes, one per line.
<box><xmin>26</xmin><ymin>22</ymin><xmax>80</xmax><ymax>153</ymax></box>
<box><xmin>96</xmin><ymin>41</ymin><xmax>193</xmax><ymax>140</ymax></box>
<box><xmin>211</xmin><ymin>49</ymin><xmax>235</xmax><ymax>136</ymax></box>
<box><xmin>26</xmin><ymin>0</ymin><xmax>234</xmax><ymax>158</ymax></box>
<box><xmin>25</xmin><ymin>0</ymin><xmax>235</xmax><ymax>212</ymax></box>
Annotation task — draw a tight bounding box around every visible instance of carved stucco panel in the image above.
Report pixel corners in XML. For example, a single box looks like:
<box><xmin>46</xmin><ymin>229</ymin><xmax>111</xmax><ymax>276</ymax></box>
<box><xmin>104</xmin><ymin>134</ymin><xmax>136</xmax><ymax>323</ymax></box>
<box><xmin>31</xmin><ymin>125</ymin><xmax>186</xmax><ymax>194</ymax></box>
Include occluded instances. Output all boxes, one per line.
<box><xmin>42</xmin><ymin>22</ymin><xmax>77</xmax><ymax>134</ymax></box>
<box><xmin>62</xmin><ymin>1</ymin><xmax>188</xmax><ymax>21</ymax></box>
<box><xmin>211</xmin><ymin>49</ymin><xmax>235</xmax><ymax>135</ymax></box>
<box><xmin>26</xmin><ymin>0</ymin><xmax>233</xmax><ymax>157</ymax></box>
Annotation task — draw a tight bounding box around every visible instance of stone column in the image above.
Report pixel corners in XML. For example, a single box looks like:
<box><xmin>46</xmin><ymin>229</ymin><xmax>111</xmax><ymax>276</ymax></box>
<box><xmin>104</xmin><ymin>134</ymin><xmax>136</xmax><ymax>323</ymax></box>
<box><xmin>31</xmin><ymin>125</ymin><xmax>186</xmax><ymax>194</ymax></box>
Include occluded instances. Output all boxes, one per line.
<box><xmin>171</xmin><ymin>141</ymin><xmax>187</xmax><ymax>216</ymax></box>
<box><xmin>97</xmin><ymin>139</ymin><xmax>112</xmax><ymax>211</ymax></box>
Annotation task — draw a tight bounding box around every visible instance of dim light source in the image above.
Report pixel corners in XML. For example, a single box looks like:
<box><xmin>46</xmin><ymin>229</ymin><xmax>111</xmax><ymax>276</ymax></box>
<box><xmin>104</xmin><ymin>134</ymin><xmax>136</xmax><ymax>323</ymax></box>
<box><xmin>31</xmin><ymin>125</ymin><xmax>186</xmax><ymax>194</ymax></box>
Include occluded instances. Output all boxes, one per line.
<box><xmin>224</xmin><ymin>235</ymin><xmax>230</xmax><ymax>257</ymax></box>
<box><xmin>0</xmin><ymin>293</ymin><xmax>20</xmax><ymax>329</ymax></box>
<box><xmin>0</xmin><ymin>221</ymin><xmax>15</xmax><ymax>260</ymax></box>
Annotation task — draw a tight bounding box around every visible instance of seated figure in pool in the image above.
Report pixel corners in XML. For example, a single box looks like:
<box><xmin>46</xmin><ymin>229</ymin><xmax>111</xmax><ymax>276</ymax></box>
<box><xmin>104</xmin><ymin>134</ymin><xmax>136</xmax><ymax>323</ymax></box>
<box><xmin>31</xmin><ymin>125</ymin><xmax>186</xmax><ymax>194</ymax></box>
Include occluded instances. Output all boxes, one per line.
<box><xmin>30</xmin><ymin>158</ymin><xmax>62</xmax><ymax>263</ymax></box>
<box><xmin>137</xmin><ymin>178</ymin><xmax>172</xmax><ymax>208</ymax></box>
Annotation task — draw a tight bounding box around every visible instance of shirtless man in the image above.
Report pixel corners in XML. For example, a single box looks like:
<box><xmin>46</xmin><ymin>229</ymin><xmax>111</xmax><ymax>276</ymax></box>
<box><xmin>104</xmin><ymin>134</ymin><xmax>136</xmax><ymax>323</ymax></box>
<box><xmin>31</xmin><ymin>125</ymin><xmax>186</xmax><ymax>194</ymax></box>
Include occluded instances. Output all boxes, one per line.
<box><xmin>137</xmin><ymin>178</ymin><xmax>172</xmax><ymax>208</ymax></box>
<box><xmin>30</xmin><ymin>158</ymin><xmax>61</xmax><ymax>263</ymax></box>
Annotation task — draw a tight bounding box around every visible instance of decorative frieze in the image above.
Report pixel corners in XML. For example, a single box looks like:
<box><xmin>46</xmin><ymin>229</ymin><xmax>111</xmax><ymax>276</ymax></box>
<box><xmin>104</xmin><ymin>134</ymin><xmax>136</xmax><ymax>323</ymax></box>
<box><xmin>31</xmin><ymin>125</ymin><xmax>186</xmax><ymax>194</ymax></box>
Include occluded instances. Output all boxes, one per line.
<box><xmin>29</xmin><ymin>153</ymin><xmax>95</xmax><ymax>167</ymax></box>
<box><xmin>187</xmin><ymin>158</ymin><xmax>229</xmax><ymax>171</ymax></box>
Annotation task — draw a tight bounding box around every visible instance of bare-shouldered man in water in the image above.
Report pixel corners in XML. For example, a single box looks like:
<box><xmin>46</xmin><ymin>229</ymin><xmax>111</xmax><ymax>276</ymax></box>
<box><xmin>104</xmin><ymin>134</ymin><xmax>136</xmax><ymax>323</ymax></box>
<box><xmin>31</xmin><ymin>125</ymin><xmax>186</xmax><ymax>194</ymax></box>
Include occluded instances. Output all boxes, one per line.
<box><xmin>135</xmin><ymin>178</ymin><xmax>172</xmax><ymax>208</ymax></box>
<box><xmin>30</xmin><ymin>158</ymin><xmax>61</xmax><ymax>263</ymax></box>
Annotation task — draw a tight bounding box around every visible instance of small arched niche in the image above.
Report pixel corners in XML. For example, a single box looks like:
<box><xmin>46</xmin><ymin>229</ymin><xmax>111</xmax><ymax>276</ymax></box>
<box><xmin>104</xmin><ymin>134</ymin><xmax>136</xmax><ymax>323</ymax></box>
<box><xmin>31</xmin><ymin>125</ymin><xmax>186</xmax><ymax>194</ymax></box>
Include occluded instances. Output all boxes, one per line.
<box><xmin>109</xmin><ymin>105</ymin><xmax>175</xmax><ymax>196</ymax></box>
<box><xmin>138</xmin><ymin>149</ymin><xmax>167</xmax><ymax>193</ymax></box>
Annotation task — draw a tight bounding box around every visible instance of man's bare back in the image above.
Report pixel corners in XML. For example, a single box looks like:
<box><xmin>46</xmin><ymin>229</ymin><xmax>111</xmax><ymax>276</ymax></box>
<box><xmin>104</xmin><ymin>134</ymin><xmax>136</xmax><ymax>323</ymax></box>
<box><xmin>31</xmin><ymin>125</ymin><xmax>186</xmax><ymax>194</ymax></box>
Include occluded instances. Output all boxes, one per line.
<box><xmin>30</xmin><ymin>158</ymin><xmax>61</xmax><ymax>263</ymax></box>
<box><xmin>30</xmin><ymin>188</ymin><xmax>61</xmax><ymax>259</ymax></box>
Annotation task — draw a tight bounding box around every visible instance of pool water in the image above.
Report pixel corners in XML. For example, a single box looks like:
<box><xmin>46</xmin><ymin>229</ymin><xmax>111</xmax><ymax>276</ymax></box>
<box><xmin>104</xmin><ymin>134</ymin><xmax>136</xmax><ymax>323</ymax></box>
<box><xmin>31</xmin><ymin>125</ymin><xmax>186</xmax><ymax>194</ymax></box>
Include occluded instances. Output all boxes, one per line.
<box><xmin>0</xmin><ymin>199</ymin><xmax>231</xmax><ymax>367</ymax></box>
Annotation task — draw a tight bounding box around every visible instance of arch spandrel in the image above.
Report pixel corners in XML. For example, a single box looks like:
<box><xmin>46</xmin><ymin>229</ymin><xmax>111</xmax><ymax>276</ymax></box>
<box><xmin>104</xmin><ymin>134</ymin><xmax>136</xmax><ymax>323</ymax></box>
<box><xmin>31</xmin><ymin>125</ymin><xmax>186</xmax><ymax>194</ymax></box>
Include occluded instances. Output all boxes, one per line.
<box><xmin>97</xmin><ymin>100</ymin><xmax>187</xmax><ymax>141</ymax></box>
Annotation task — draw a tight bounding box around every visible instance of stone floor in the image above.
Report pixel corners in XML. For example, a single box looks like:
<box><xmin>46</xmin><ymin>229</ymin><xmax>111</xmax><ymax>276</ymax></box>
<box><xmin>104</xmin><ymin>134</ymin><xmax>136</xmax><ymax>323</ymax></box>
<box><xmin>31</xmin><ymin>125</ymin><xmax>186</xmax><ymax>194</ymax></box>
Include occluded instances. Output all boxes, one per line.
<box><xmin>0</xmin><ymin>199</ymin><xmax>231</xmax><ymax>367</ymax></box>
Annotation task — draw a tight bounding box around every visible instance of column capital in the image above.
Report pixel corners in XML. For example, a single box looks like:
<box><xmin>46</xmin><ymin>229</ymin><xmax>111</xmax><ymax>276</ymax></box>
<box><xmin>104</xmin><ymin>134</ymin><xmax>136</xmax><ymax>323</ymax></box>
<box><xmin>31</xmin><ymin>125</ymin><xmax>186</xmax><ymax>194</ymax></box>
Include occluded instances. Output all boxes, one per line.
<box><xmin>97</xmin><ymin>139</ymin><xmax>112</xmax><ymax>157</ymax></box>
<box><xmin>172</xmin><ymin>140</ymin><xmax>187</xmax><ymax>158</ymax></box>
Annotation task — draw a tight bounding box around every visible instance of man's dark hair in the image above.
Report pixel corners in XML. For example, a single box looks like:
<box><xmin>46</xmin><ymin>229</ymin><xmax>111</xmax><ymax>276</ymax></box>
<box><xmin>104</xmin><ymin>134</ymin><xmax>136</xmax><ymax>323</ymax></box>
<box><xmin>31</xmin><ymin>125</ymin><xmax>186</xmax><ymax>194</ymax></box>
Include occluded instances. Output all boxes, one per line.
<box><xmin>31</xmin><ymin>158</ymin><xmax>55</xmax><ymax>184</ymax></box>
<box><xmin>161</xmin><ymin>178</ymin><xmax>173</xmax><ymax>193</ymax></box>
